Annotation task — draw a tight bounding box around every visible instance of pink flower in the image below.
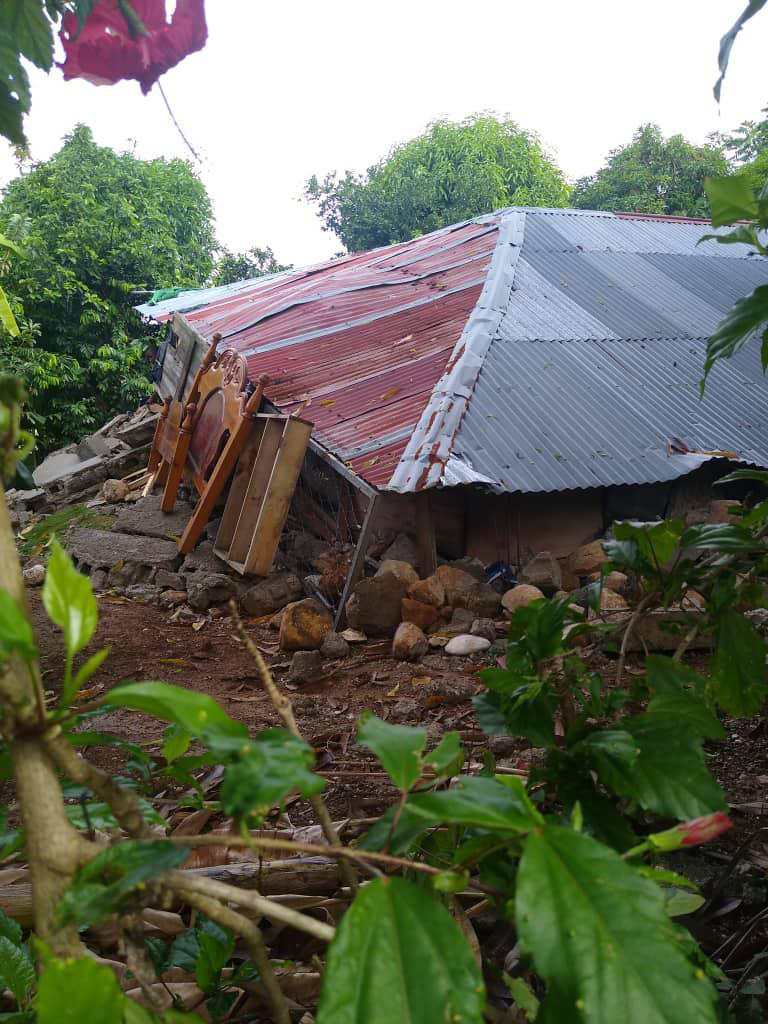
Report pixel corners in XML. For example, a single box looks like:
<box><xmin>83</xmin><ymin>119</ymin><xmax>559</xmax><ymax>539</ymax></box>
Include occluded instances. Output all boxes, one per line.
<box><xmin>649</xmin><ymin>812</ymin><xmax>733</xmax><ymax>852</ymax></box>
<box><xmin>60</xmin><ymin>1</ymin><xmax>207</xmax><ymax>95</ymax></box>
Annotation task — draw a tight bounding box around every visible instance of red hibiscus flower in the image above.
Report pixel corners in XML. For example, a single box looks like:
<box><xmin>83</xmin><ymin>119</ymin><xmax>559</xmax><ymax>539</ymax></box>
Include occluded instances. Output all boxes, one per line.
<box><xmin>60</xmin><ymin>0</ymin><xmax>207</xmax><ymax>94</ymax></box>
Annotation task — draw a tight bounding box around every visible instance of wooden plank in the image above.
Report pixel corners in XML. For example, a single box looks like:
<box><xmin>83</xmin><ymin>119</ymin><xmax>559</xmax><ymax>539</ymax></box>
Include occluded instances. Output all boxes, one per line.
<box><xmin>243</xmin><ymin>418</ymin><xmax>313</xmax><ymax>576</ymax></box>
<box><xmin>415</xmin><ymin>490</ymin><xmax>437</xmax><ymax>576</ymax></box>
<box><xmin>213</xmin><ymin>419</ymin><xmax>266</xmax><ymax>557</ymax></box>
<box><xmin>333</xmin><ymin>494</ymin><xmax>379</xmax><ymax>629</ymax></box>
<box><xmin>226</xmin><ymin>418</ymin><xmax>287</xmax><ymax>564</ymax></box>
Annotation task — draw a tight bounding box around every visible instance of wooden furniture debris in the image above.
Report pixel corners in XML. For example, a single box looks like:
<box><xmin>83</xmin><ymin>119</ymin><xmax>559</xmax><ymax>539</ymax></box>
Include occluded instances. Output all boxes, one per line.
<box><xmin>145</xmin><ymin>394</ymin><xmax>196</xmax><ymax>509</ymax></box>
<box><xmin>214</xmin><ymin>414</ymin><xmax>312</xmax><ymax>576</ymax></box>
<box><xmin>171</xmin><ymin>347</ymin><xmax>268</xmax><ymax>554</ymax></box>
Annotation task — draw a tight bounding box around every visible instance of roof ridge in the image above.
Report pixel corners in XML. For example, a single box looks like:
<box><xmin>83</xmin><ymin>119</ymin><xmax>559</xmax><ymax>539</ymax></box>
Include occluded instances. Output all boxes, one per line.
<box><xmin>387</xmin><ymin>211</ymin><xmax>526</xmax><ymax>492</ymax></box>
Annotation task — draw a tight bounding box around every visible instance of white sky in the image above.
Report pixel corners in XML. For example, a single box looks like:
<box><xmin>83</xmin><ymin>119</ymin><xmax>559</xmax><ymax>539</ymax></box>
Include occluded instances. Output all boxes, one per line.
<box><xmin>1</xmin><ymin>0</ymin><xmax>767</xmax><ymax>267</ymax></box>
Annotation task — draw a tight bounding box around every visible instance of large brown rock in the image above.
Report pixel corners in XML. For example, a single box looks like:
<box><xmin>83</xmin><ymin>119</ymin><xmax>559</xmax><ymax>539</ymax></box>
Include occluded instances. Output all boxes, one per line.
<box><xmin>566</xmin><ymin>540</ymin><xmax>608</xmax><ymax>577</ymax></box>
<box><xmin>409</xmin><ymin>575</ymin><xmax>445</xmax><ymax>608</ymax></box>
<box><xmin>465</xmin><ymin>582</ymin><xmax>502</xmax><ymax>618</ymax></box>
<box><xmin>708</xmin><ymin>499</ymin><xmax>740</xmax><ymax>524</ymax></box>
<box><xmin>280</xmin><ymin>598</ymin><xmax>333</xmax><ymax>651</ymax></box>
<box><xmin>346</xmin><ymin>576</ymin><xmax>404</xmax><ymax>636</ymax></box>
<box><xmin>519</xmin><ymin>551</ymin><xmax>562</xmax><ymax>596</ymax></box>
<box><xmin>375</xmin><ymin>559</ymin><xmax>419</xmax><ymax>590</ymax></box>
<box><xmin>401</xmin><ymin>597</ymin><xmax>440</xmax><ymax>631</ymax></box>
<box><xmin>598</xmin><ymin>588</ymin><xmax>629</xmax><ymax>612</ymax></box>
<box><xmin>392</xmin><ymin>622</ymin><xmax>428</xmax><ymax>662</ymax></box>
<box><xmin>241</xmin><ymin>573</ymin><xmax>303</xmax><ymax>617</ymax></box>
<box><xmin>434</xmin><ymin>565</ymin><xmax>479</xmax><ymax>607</ymax></box>
<box><xmin>502</xmin><ymin>584</ymin><xmax>544</xmax><ymax>616</ymax></box>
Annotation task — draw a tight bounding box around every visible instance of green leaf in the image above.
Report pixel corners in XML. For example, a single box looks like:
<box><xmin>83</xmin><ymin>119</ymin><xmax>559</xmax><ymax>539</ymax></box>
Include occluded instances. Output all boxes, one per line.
<box><xmin>613</xmin><ymin>520</ymin><xmax>683</xmax><ymax>571</ymax></box>
<box><xmin>0</xmin><ymin>288</ymin><xmax>19</xmax><ymax>338</ymax></box>
<box><xmin>585</xmin><ymin>716</ymin><xmax>725</xmax><ymax>820</ymax></box>
<box><xmin>317</xmin><ymin>877</ymin><xmax>485</xmax><ymax>1024</ymax></box>
<box><xmin>423</xmin><ymin>731</ymin><xmax>463</xmax><ymax>778</ymax></box>
<box><xmin>42</xmin><ymin>538</ymin><xmax>98</xmax><ymax>701</ymax></box>
<box><xmin>516</xmin><ymin>825</ymin><xmax>719</xmax><ymax>1024</ymax></box>
<box><xmin>1</xmin><ymin>0</ymin><xmax>54</xmax><ymax>70</ymax></box>
<box><xmin>0</xmin><ymin>232</ymin><xmax>21</xmax><ymax>257</ymax></box>
<box><xmin>195</xmin><ymin>927</ymin><xmax>234</xmax><ymax>996</ymax></box>
<box><xmin>702</xmin><ymin>283</ymin><xmax>768</xmax><ymax>386</ymax></box>
<box><xmin>647</xmin><ymin>693</ymin><xmax>725</xmax><ymax>741</ymax></box>
<box><xmin>705</xmin><ymin>175</ymin><xmax>759</xmax><ymax>226</ymax></box>
<box><xmin>709</xmin><ymin>608</ymin><xmax>768</xmax><ymax>716</ymax></box>
<box><xmin>664</xmin><ymin>890</ymin><xmax>706</xmax><ymax>918</ymax></box>
<box><xmin>645</xmin><ymin>655</ymin><xmax>706</xmax><ymax>695</ymax></box>
<box><xmin>0</xmin><ymin>937</ymin><xmax>33</xmax><ymax>1005</ymax></box>
<box><xmin>162</xmin><ymin>724</ymin><xmax>191</xmax><ymax>764</ymax></box>
<box><xmin>57</xmin><ymin>841</ymin><xmax>189</xmax><ymax>928</ymax></box>
<box><xmin>103</xmin><ymin>681</ymin><xmax>246</xmax><ymax>741</ymax></box>
<box><xmin>699</xmin><ymin>225</ymin><xmax>765</xmax><ymax>250</ymax></box>
<box><xmin>0</xmin><ymin>592</ymin><xmax>37</xmax><ymax>662</ymax></box>
<box><xmin>714</xmin><ymin>0</ymin><xmax>768</xmax><ymax>101</ymax></box>
<box><xmin>357</xmin><ymin>712</ymin><xmax>426</xmax><ymax>791</ymax></box>
<box><xmin>37</xmin><ymin>957</ymin><xmax>124</xmax><ymax>1024</ymax></box>
<box><xmin>219</xmin><ymin>730</ymin><xmax>324</xmax><ymax>821</ymax></box>
<box><xmin>70</xmin><ymin>647</ymin><xmax>110</xmax><ymax>693</ymax></box>
<box><xmin>717</xmin><ymin>467</ymin><xmax>768</xmax><ymax>486</ymax></box>
<box><xmin>680</xmin><ymin>523</ymin><xmax>756</xmax><ymax>552</ymax></box>
<box><xmin>0</xmin><ymin>910</ymin><xmax>22</xmax><ymax>948</ymax></box>
<box><xmin>503</xmin><ymin>974</ymin><xmax>540</xmax><ymax>1021</ymax></box>
<box><xmin>361</xmin><ymin>774</ymin><xmax>541</xmax><ymax>854</ymax></box>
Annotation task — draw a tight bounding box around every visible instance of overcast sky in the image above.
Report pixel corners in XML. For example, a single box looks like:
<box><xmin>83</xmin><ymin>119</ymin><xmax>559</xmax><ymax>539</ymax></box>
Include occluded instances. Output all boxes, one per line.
<box><xmin>2</xmin><ymin>0</ymin><xmax>767</xmax><ymax>267</ymax></box>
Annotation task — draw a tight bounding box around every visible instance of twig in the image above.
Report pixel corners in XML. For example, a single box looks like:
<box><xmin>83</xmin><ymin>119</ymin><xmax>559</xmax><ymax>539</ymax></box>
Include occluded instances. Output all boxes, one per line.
<box><xmin>171</xmin><ymin>887</ymin><xmax>290</xmax><ymax>1024</ymax></box>
<box><xmin>164</xmin><ymin>870</ymin><xmax>335</xmax><ymax>943</ymax></box>
<box><xmin>615</xmin><ymin>591</ymin><xmax>657</xmax><ymax>687</ymax></box>
<box><xmin>229</xmin><ymin>601</ymin><xmax>358</xmax><ymax>893</ymax></box>
<box><xmin>166</xmin><ymin>831</ymin><xmax>502</xmax><ymax>898</ymax></box>
<box><xmin>157</xmin><ymin>81</ymin><xmax>201</xmax><ymax>162</ymax></box>
<box><xmin>673</xmin><ymin>622</ymin><xmax>702</xmax><ymax>662</ymax></box>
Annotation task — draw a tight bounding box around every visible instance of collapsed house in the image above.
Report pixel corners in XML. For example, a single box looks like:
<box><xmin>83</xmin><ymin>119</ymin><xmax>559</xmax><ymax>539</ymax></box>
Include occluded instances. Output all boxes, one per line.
<box><xmin>135</xmin><ymin>206</ymin><xmax>768</xmax><ymax>606</ymax></box>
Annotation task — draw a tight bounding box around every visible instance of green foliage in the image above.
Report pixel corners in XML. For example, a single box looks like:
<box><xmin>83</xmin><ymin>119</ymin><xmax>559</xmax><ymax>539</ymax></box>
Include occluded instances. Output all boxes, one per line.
<box><xmin>317</xmin><ymin>877</ymin><xmax>485</xmax><ymax>1024</ymax></box>
<box><xmin>305</xmin><ymin>114</ymin><xmax>570</xmax><ymax>252</ymax></box>
<box><xmin>573</xmin><ymin>123</ymin><xmax>728</xmax><ymax>217</ymax></box>
<box><xmin>714</xmin><ymin>0</ymin><xmax>768</xmax><ymax>101</ymax></box>
<box><xmin>516</xmin><ymin>826</ymin><xmax>719</xmax><ymax>1023</ymax></box>
<box><xmin>42</xmin><ymin>538</ymin><xmax>98</xmax><ymax>704</ymax></box>
<box><xmin>210</xmin><ymin>245</ymin><xmax>291</xmax><ymax>287</ymax></box>
<box><xmin>0</xmin><ymin>125</ymin><xmax>216</xmax><ymax>453</ymax></box>
<box><xmin>0</xmin><ymin>592</ymin><xmax>37</xmax><ymax>663</ymax></box>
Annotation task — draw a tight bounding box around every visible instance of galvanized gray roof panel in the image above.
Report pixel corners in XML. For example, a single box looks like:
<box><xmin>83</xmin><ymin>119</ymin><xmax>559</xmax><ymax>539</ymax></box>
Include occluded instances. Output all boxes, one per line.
<box><xmin>445</xmin><ymin>207</ymin><xmax>768</xmax><ymax>493</ymax></box>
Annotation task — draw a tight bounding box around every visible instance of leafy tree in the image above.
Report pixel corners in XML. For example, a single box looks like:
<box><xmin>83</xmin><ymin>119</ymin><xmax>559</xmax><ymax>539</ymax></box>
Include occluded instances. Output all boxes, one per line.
<box><xmin>211</xmin><ymin>245</ymin><xmax>291</xmax><ymax>287</ymax></box>
<box><xmin>305</xmin><ymin>114</ymin><xmax>570</xmax><ymax>252</ymax></box>
<box><xmin>573</xmin><ymin>123</ymin><xmax>728</xmax><ymax>218</ymax></box>
<box><xmin>0</xmin><ymin>124</ymin><xmax>216</xmax><ymax>453</ymax></box>
<box><xmin>721</xmin><ymin>103</ymin><xmax>768</xmax><ymax>163</ymax></box>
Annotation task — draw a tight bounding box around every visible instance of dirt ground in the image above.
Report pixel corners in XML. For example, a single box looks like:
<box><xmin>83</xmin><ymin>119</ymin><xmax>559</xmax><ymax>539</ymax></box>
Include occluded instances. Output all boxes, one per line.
<box><xmin>25</xmin><ymin>591</ymin><xmax>768</xmax><ymax>985</ymax></box>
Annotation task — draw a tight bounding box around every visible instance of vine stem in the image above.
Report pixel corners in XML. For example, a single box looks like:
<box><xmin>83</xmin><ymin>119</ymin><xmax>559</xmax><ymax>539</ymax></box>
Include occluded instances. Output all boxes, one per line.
<box><xmin>229</xmin><ymin>601</ymin><xmax>358</xmax><ymax>894</ymax></box>
<box><xmin>615</xmin><ymin>590</ymin><xmax>657</xmax><ymax>687</ymax></box>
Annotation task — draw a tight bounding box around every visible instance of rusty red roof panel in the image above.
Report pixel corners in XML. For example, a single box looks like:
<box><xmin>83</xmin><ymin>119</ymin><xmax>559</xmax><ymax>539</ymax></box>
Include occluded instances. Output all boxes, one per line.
<box><xmin>156</xmin><ymin>219</ymin><xmax>499</xmax><ymax>488</ymax></box>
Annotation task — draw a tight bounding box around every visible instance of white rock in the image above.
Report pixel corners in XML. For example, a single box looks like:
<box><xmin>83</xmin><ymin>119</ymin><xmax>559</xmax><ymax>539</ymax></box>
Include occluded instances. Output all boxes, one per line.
<box><xmin>445</xmin><ymin>634</ymin><xmax>491</xmax><ymax>656</ymax></box>
<box><xmin>340</xmin><ymin>628</ymin><xmax>367</xmax><ymax>643</ymax></box>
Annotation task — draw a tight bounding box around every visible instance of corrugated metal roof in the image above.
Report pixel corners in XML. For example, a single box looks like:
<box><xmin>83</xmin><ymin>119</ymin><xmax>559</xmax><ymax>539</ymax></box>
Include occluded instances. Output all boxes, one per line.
<box><xmin>140</xmin><ymin>207</ymin><xmax>768</xmax><ymax>494</ymax></box>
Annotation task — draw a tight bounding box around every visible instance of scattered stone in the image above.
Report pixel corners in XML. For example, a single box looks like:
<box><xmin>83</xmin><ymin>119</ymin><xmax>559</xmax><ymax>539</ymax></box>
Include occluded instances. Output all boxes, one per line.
<box><xmin>160</xmin><ymin>589</ymin><xmax>187</xmax><ymax>608</ymax></box>
<box><xmin>446</xmin><ymin>607</ymin><xmax>475</xmax><ymax>633</ymax></box>
<box><xmin>125</xmin><ymin>583</ymin><xmax>161</xmax><ymax>603</ymax></box>
<box><xmin>90</xmin><ymin>568</ymin><xmax>108</xmax><ymax>591</ymax></box>
<box><xmin>420</xmin><ymin>675</ymin><xmax>476</xmax><ymax>701</ymax></box>
<box><xmin>115</xmin><ymin>493</ymin><xmax>197</xmax><ymax>541</ymax></box>
<box><xmin>187</xmin><ymin>573</ymin><xmax>238</xmax><ymax>611</ymax></box>
<box><xmin>465</xmin><ymin>582</ymin><xmax>502</xmax><ymax>618</ymax></box>
<box><xmin>33</xmin><ymin>450</ymin><xmax>88</xmax><ymax>487</ymax></box>
<box><xmin>746</xmin><ymin>608</ymin><xmax>768</xmax><ymax>634</ymax></box>
<box><xmin>12</xmin><ymin>488</ymin><xmax>47</xmax><ymax>511</ymax></box>
<box><xmin>320</xmin><ymin>631</ymin><xmax>350</xmax><ymax>660</ymax></box>
<box><xmin>114</xmin><ymin>413</ymin><xmax>159</xmax><ymax>449</ymax></box>
<box><xmin>101</xmin><ymin>478</ymin><xmax>129</xmax><ymax>503</ymax></box>
<box><xmin>598</xmin><ymin>588</ymin><xmax>629</xmax><ymax>612</ymax></box>
<box><xmin>392</xmin><ymin>622</ymin><xmax>428</xmax><ymax>662</ymax></box>
<box><xmin>388</xmin><ymin>698</ymin><xmax>422</xmax><ymax>724</ymax></box>
<box><xmin>340</xmin><ymin>628</ymin><xmax>367</xmax><ymax>643</ymax></box>
<box><xmin>502</xmin><ymin>584</ymin><xmax>544</xmax><ymax>616</ymax></box>
<box><xmin>488</xmin><ymin>736</ymin><xmax>517</xmax><ymax>756</ymax></box>
<box><xmin>519</xmin><ymin>551</ymin><xmax>562</xmax><ymax>596</ymax></box>
<box><xmin>181</xmin><ymin>540</ymin><xmax>228</xmax><ymax>576</ymax></box>
<box><xmin>155</xmin><ymin>569</ymin><xmax>186</xmax><ymax>590</ymax></box>
<box><xmin>447</xmin><ymin>557</ymin><xmax>486</xmax><ymax>582</ymax></box>
<box><xmin>604</xmin><ymin>570</ymin><xmax>629</xmax><ymax>594</ymax></box>
<box><xmin>287</xmin><ymin>650</ymin><xmax>324</xmax><ymax>684</ymax></box>
<box><xmin>681</xmin><ymin>589</ymin><xmax>706</xmax><ymax>611</ymax></box>
<box><xmin>434</xmin><ymin>565</ymin><xmax>480</xmax><ymax>607</ymax></box>
<box><xmin>566</xmin><ymin>540</ymin><xmax>608</xmax><ymax>577</ymax></box>
<box><xmin>408</xmin><ymin>575</ymin><xmax>445</xmax><ymax>608</ymax></box>
<box><xmin>560</xmin><ymin>565</ymin><xmax>581</xmax><ymax>591</ymax></box>
<box><xmin>287</xmin><ymin>530</ymin><xmax>328</xmax><ymax>567</ymax></box>
<box><xmin>470</xmin><ymin>617</ymin><xmax>496</xmax><ymax>642</ymax></box>
<box><xmin>22</xmin><ymin>563</ymin><xmax>45</xmax><ymax>586</ymax></box>
<box><xmin>428</xmin><ymin>635</ymin><xmax>449</xmax><ymax>648</ymax></box>
<box><xmin>401</xmin><ymin>597</ymin><xmax>440</xmax><ymax>631</ymax></box>
<box><xmin>241</xmin><ymin>573</ymin><xmax>304</xmax><ymax>616</ymax></box>
<box><xmin>280</xmin><ymin>598</ymin><xmax>333</xmax><ymax>651</ymax></box>
<box><xmin>346</xmin><ymin>576</ymin><xmax>405</xmax><ymax>636</ymax></box>
<box><xmin>67</xmin><ymin>528</ymin><xmax>180</xmax><ymax>573</ymax></box>
<box><xmin>445</xmin><ymin>634</ymin><xmax>491</xmax><ymax>656</ymax></box>
<box><xmin>380</xmin><ymin>532</ymin><xmax>420</xmax><ymax>570</ymax></box>
<box><xmin>375</xmin><ymin>559</ymin><xmax>419</xmax><ymax>590</ymax></box>
<box><xmin>77</xmin><ymin>432</ymin><xmax>112</xmax><ymax>460</ymax></box>
<box><xmin>708</xmin><ymin>499</ymin><xmax>740</xmax><ymax>524</ymax></box>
